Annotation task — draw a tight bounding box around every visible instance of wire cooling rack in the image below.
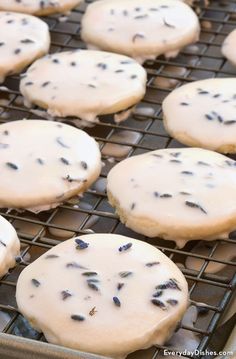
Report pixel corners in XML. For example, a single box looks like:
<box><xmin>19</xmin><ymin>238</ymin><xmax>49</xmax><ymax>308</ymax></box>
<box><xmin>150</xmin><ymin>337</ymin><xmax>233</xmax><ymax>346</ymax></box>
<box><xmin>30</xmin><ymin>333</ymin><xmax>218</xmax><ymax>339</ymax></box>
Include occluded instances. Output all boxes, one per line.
<box><xmin>0</xmin><ymin>1</ymin><xmax>235</xmax><ymax>359</ymax></box>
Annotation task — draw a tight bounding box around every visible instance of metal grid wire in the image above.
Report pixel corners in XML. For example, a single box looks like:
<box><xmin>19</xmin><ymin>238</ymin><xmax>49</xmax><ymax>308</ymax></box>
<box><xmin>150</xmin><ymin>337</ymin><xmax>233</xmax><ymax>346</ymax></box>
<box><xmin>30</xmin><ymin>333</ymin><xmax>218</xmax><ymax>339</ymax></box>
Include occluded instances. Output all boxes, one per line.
<box><xmin>0</xmin><ymin>1</ymin><xmax>236</xmax><ymax>358</ymax></box>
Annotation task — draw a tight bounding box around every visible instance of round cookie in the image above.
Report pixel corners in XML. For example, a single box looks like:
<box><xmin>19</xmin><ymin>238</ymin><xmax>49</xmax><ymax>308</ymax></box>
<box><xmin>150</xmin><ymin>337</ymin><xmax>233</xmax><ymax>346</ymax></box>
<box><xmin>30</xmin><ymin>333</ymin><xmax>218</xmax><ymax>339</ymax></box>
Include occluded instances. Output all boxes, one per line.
<box><xmin>163</xmin><ymin>78</ymin><xmax>236</xmax><ymax>153</ymax></box>
<box><xmin>20</xmin><ymin>50</ymin><xmax>147</xmax><ymax>123</ymax></box>
<box><xmin>0</xmin><ymin>0</ymin><xmax>82</xmax><ymax>16</ymax></box>
<box><xmin>0</xmin><ymin>12</ymin><xmax>50</xmax><ymax>83</ymax></box>
<box><xmin>81</xmin><ymin>0</ymin><xmax>200</xmax><ymax>64</ymax></box>
<box><xmin>107</xmin><ymin>148</ymin><xmax>236</xmax><ymax>248</ymax></box>
<box><xmin>16</xmin><ymin>233</ymin><xmax>188</xmax><ymax>358</ymax></box>
<box><xmin>0</xmin><ymin>215</ymin><xmax>20</xmax><ymax>277</ymax></box>
<box><xmin>0</xmin><ymin>120</ymin><xmax>101</xmax><ymax>211</ymax></box>
<box><xmin>222</xmin><ymin>29</ymin><xmax>236</xmax><ymax>67</ymax></box>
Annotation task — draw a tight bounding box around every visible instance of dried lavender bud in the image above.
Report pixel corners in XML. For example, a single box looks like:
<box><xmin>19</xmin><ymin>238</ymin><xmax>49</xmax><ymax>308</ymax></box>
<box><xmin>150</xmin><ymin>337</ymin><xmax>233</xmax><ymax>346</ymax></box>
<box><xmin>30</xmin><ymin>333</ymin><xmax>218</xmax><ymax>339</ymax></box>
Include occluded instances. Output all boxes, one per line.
<box><xmin>179</xmin><ymin>191</ymin><xmax>191</xmax><ymax>196</ymax></box>
<box><xmin>87</xmin><ymin>278</ymin><xmax>99</xmax><ymax>283</ymax></box>
<box><xmin>6</xmin><ymin>162</ymin><xmax>18</xmax><ymax>170</ymax></box>
<box><xmin>197</xmin><ymin>161</ymin><xmax>210</xmax><ymax>166</ymax></box>
<box><xmin>205</xmin><ymin>114</ymin><xmax>213</xmax><ymax>120</ymax></box>
<box><xmin>56</xmin><ymin>136</ymin><xmax>70</xmax><ymax>148</ymax></box>
<box><xmin>0</xmin><ymin>143</ymin><xmax>9</xmax><ymax>149</ymax></box>
<box><xmin>81</xmin><ymin>161</ymin><xmax>88</xmax><ymax>170</ymax></box>
<box><xmin>169</xmin><ymin>159</ymin><xmax>181</xmax><ymax>163</ymax></box>
<box><xmin>97</xmin><ymin>63</ymin><xmax>107</xmax><ymax>70</ymax></box>
<box><xmin>151</xmin><ymin>299</ymin><xmax>166</xmax><ymax>309</ymax></box>
<box><xmin>75</xmin><ymin>238</ymin><xmax>89</xmax><ymax>250</ymax></box>
<box><xmin>36</xmin><ymin>158</ymin><xmax>44</xmax><ymax>165</ymax></box>
<box><xmin>21</xmin><ymin>39</ymin><xmax>35</xmax><ymax>44</ymax></box>
<box><xmin>89</xmin><ymin>307</ymin><xmax>97</xmax><ymax>316</ymax></box>
<box><xmin>170</xmin><ymin>152</ymin><xmax>181</xmax><ymax>158</ymax></box>
<box><xmin>82</xmin><ymin>271</ymin><xmax>98</xmax><ymax>277</ymax></box>
<box><xmin>146</xmin><ymin>262</ymin><xmax>160</xmax><ymax>267</ymax></box>
<box><xmin>87</xmin><ymin>281</ymin><xmax>99</xmax><ymax>291</ymax></box>
<box><xmin>156</xmin><ymin>278</ymin><xmax>181</xmax><ymax>291</ymax></box>
<box><xmin>185</xmin><ymin>201</ymin><xmax>207</xmax><ymax>214</ymax></box>
<box><xmin>117</xmin><ymin>283</ymin><xmax>125</xmax><ymax>290</ymax></box>
<box><xmin>181</xmin><ymin>171</ymin><xmax>194</xmax><ymax>175</ymax></box>
<box><xmin>160</xmin><ymin>193</ymin><xmax>172</xmax><ymax>198</ymax></box>
<box><xmin>131</xmin><ymin>203</ymin><xmax>136</xmax><ymax>210</ymax></box>
<box><xmin>0</xmin><ymin>240</ymin><xmax>6</xmax><ymax>247</ymax></box>
<box><xmin>66</xmin><ymin>262</ymin><xmax>87</xmax><ymax>269</ymax></box>
<box><xmin>113</xmin><ymin>296</ymin><xmax>121</xmax><ymax>307</ymax></box>
<box><xmin>61</xmin><ymin>290</ymin><xmax>72</xmax><ymax>300</ymax></box>
<box><xmin>198</xmin><ymin>90</ymin><xmax>209</xmax><ymax>95</ymax></box>
<box><xmin>132</xmin><ymin>33</ymin><xmax>145</xmax><ymax>42</ymax></box>
<box><xmin>153</xmin><ymin>290</ymin><xmax>163</xmax><ymax>298</ymax></box>
<box><xmin>31</xmin><ymin>278</ymin><xmax>40</xmax><ymax>287</ymax></box>
<box><xmin>119</xmin><ymin>242</ymin><xmax>133</xmax><ymax>252</ymax></box>
<box><xmin>134</xmin><ymin>14</ymin><xmax>148</xmax><ymax>20</ymax></box>
<box><xmin>45</xmin><ymin>254</ymin><xmax>59</xmax><ymax>259</ymax></box>
<box><xmin>152</xmin><ymin>154</ymin><xmax>163</xmax><ymax>158</ymax></box>
<box><xmin>166</xmin><ymin>299</ymin><xmax>178</xmax><ymax>306</ymax></box>
<box><xmin>71</xmin><ymin>314</ymin><xmax>85</xmax><ymax>321</ymax></box>
<box><xmin>163</xmin><ymin>18</ymin><xmax>175</xmax><ymax>28</ymax></box>
<box><xmin>119</xmin><ymin>271</ymin><xmax>132</xmax><ymax>278</ymax></box>
<box><xmin>60</xmin><ymin>157</ymin><xmax>70</xmax><ymax>165</ymax></box>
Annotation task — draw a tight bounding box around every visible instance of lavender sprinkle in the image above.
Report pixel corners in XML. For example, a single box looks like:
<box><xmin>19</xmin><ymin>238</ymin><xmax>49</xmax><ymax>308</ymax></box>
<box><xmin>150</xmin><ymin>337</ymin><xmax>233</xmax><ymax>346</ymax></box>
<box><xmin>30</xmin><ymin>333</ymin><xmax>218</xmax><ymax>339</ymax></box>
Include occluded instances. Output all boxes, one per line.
<box><xmin>113</xmin><ymin>296</ymin><xmax>121</xmax><ymax>307</ymax></box>
<box><xmin>119</xmin><ymin>242</ymin><xmax>133</xmax><ymax>252</ymax></box>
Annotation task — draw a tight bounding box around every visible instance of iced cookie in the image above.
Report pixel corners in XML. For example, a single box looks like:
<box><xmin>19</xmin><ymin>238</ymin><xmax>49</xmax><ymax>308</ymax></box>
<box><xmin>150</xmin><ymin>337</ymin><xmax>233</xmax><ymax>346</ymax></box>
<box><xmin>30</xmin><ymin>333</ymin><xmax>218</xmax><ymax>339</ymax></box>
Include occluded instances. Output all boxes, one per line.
<box><xmin>0</xmin><ymin>120</ymin><xmax>101</xmax><ymax>212</ymax></box>
<box><xmin>163</xmin><ymin>78</ymin><xmax>236</xmax><ymax>153</ymax></box>
<box><xmin>16</xmin><ymin>233</ymin><xmax>188</xmax><ymax>358</ymax></box>
<box><xmin>0</xmin><ymin>215</ymin><xmax>20</xmax><ymax>277</ymax></box>
<box><xmin>107</xmin><ymin>148</ymin><xmax>236</xmax><ymax>248</ymax></box>
<box><xmin>0</xmin><ymin>0</ymin><xmax>82</xmax><ymax>16</ymax></box>
<box><xmin>222</xmin><ymin>29</ymin><xmax>236</xmax><ymax>67</ymax></box>
<box><xmin>0</xmin><ymin>12</ymin><xmax>50</xmax><ymax>83</ymax></box>
<box><xmin>81</xmin><ymin>0</ymin><xmax>200</xmax><ymax>64</ymax></box>
<box><xmin>20</xmin><ymin>50</ymin><xmax>147</xmax><ymax>123</ymax></box>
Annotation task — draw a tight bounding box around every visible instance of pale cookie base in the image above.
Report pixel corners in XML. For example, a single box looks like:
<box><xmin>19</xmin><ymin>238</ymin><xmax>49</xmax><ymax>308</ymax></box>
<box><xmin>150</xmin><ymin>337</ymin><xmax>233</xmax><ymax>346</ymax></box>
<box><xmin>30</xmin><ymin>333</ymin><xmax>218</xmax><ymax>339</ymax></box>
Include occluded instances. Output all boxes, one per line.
<box><xmin>0</xmin><ymin>1</ymin><xmax>83</xmax><ymax>16</ymax></box>
<box><xmin>222</xmin><ymin>29</ymin><xmax>236</xmax><ymax>67</ymax></box>
<box><xmin>108</xmin><ymin>191</ymin><xmax>233</xmax><ymax>248</ymax></box>
<box><xmin>16</xmin><ymin>234</ymin><xmax>188</xmax><ymax>358</ymax></box>
<box><xmin>0</xmin><ymin>215</ymin><xmax>20</xmax><ymax>277</ymax></box>
<box><xmin>163</xmin><ymin>116</ymin><xmax>236</xmax><ymax>154</ymax></box>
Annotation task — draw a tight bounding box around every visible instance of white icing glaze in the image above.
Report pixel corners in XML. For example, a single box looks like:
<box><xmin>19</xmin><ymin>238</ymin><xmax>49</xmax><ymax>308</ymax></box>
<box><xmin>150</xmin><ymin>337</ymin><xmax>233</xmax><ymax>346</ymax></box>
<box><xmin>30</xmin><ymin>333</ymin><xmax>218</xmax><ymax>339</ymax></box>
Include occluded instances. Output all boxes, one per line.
<box><xmin>0</xmin><ymin>12</ymin><xmax>50</xmax><ymax>83</ymax></box>
<box><xmin>0</xmin><ymin>215</ymin><xmax>20</xmax><ymax>277</ymax></box>
<box><xmin>20</xmin><ymin>50</ymin><xmax>147</xmax><ymax>123</ymax></box>
<box><xmin>16</xmin><ymin>233</ymin><xmax>188</xmax><ymax>358</ymax></box>
<box><xmin>163</xmin><ymin>78</ymin><xmax>236</xmax><ymax>153</ymax></box>
<box><xmin>222</xmin><ymin>29</ymin><xmax>236</xmax><ymax>67</ymax></box>
<box><xmin>81</xmin><ymin>0</ymin><xmax>200</xmax><ymax>64</ymax></box>
<box><xmin>107</xmin><ymin>148</ymin><xmax>236</xmax><ymax>247</ymax></box>
<box><xmin>0</xmin><ymin>0</ymin><xmax>83</xmax><ymax>15</ymax></box>
<box><xmin>0</xmin><ymin>119</ymin><xmax>101</xmax><ymax>210</ymax></box>
<box><xmin>185</xmin><ymin>241</ymin><xmax>236</xmax><ymax>273</ymax></box>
